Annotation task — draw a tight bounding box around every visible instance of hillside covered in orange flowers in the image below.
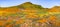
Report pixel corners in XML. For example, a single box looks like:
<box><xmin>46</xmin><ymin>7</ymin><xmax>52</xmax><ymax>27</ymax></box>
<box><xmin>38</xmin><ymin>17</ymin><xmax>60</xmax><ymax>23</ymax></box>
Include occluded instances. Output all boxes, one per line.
<box><xmin>0</xmin><ymin>2</ymin><xmax>60</xmax><ymax>27</ymax></box>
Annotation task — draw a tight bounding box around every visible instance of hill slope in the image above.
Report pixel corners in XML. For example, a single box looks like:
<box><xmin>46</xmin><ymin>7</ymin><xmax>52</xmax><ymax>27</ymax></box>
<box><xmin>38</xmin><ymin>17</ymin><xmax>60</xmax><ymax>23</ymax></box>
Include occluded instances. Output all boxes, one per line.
<box><xmin>0</xmin><ymin>2</ymin><xmax>60</xmax><ymax>27</ymax></box>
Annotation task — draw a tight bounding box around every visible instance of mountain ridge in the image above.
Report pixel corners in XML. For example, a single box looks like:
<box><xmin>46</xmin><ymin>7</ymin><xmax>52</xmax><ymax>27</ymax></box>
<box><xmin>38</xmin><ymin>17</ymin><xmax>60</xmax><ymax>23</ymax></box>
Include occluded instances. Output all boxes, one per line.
<box><xmin>0</xmin><ymin>2</ymin><xmax>60</xmax><ymax>12</ymax></box>
<box><xmin>0</xmin><ymin>2</ymin><xmax>60</xmax><ymax>9</ymax></box>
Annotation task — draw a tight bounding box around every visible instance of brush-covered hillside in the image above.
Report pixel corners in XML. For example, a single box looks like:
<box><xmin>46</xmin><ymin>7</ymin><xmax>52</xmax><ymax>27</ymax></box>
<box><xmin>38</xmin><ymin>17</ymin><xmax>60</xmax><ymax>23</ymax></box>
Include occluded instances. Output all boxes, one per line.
<box><xmin>0</xmin><ymin>2</ymin><xmax>60</xmax><ymax>27</ymax></box>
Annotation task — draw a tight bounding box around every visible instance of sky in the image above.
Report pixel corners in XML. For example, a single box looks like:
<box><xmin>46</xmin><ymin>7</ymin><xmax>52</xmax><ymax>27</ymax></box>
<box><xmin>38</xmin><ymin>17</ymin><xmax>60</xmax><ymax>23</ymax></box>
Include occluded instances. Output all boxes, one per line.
<box><xmin>0</xmin><ymin>0</ymin><xmax>60</xmax><ymax>8</ymax></box>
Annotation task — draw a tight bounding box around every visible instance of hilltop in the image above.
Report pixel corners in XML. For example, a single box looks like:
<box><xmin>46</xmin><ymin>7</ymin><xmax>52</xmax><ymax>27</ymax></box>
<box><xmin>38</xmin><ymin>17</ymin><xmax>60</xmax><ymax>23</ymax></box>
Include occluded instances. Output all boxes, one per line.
<box><xmin>0</xmin><ymin>2</ymin><xmax>60</xmax><ymax>16</ymax></box>
<box><xmin>0</xmin><ymin>2</ymin><xmax>60</xmax><ymax>12</ymax></box>
<box><xmin>0</xmin><ymin>2</ymin><xmax>60</xmax><ymax>14</ymax></box>
<box><xmin>0</xmin><ymin>2</ymin><xmax>48</xmax><ymax>14</ymax></box>
<box><xmin>49</xmin><ymin>6</ymin><xmax>60</xmax><ymax>12</ymax></box>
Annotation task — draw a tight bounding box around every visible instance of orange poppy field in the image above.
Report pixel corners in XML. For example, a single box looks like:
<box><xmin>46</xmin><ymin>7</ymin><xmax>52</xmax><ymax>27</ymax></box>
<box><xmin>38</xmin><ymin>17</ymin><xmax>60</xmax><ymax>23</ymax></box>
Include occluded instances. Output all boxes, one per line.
<box><xmin>0</xmin><ymin>2</ymin><xmax>60</xmax><ymax>27</ymax></box>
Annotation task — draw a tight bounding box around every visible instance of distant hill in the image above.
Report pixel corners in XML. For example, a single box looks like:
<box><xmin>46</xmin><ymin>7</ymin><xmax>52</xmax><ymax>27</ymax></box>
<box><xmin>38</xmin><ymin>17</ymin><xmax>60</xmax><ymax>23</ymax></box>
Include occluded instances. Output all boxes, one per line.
<box><xmin>0</xmin><ymin>2</ymin><xmax>60</xmax><ymax>14</ymax></box>
<box><xmin>0</xmin><ymin>2</ymin><xmax>44</xmax><ymax>9</ymax></box>
<box><xmin>48</xmin><ymin>6</ymin><xmax>60</xmax><ymax>12</ymax></box>
<box><xmin>17</xmin><ymin>2</ymin><xmax>44</xmax><ymax>9</ymax></box>
<box><xmin>0</xmin><ymin>2</ymin><xmax>47</xmax><ymax>13</ymax></box>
